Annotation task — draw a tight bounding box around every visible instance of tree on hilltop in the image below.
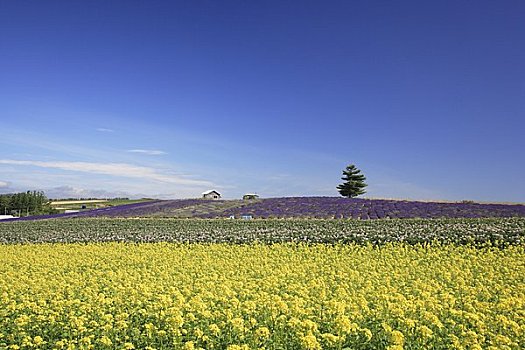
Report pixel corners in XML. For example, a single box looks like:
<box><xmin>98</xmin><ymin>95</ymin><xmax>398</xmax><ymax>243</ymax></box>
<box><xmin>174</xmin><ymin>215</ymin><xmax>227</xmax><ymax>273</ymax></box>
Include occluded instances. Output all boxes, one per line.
<box><xmin>337</xmin><ymin>164</ymin><xmax>367</xmax><ymax>198</ymax></box>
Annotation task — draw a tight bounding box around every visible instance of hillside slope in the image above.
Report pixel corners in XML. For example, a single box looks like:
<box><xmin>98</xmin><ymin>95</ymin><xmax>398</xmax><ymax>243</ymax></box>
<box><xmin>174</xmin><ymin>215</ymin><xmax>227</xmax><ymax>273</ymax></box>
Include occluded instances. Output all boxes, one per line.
<box><xmin>3</xmin><ymin>197</ymin><xmax>525</xmax><ymax>221</ymax></box>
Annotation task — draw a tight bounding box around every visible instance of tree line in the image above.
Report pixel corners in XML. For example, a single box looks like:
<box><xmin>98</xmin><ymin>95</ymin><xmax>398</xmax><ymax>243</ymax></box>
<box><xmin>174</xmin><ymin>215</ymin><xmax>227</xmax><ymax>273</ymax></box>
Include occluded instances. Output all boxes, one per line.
<box><xmin>0</xmin><ymin>191</ymin><xmax>54</xmax><ymax>216</ymax></box>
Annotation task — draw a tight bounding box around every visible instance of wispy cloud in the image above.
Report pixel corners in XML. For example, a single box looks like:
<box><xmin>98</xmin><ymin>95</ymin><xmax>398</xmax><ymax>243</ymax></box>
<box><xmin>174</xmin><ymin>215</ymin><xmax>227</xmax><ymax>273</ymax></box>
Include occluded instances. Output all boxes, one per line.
<box><xmin>0</xmin><ymin>181</ymin><xmax>9</xmax><ymax>188</ymax></box>
<box><xmin>0</xmin><ymin>159</ymin><xmax>213</xmax><ymax>187</ymax></box>
<box><xmin>45</xmin><ymin>186</ymin><xmax>133</xmax><ymax>200</ymax></box>
<box><xmin>127</xmin><ymin>149</ymin><xmax>167</xmax><ymax>156</ymax></box>
<box><xmin>96</xmin><ymin>128</ymin><xmax>114</xmax><ymax>133</ymax></box>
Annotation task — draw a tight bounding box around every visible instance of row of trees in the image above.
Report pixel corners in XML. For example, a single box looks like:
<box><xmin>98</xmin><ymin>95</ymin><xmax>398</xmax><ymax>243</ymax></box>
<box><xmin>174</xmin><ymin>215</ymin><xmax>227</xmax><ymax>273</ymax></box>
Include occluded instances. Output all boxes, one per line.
<box><xmin>0</xmin><ymin>191</ymin><xmax>52</xmax><ymax>216</ymax></box>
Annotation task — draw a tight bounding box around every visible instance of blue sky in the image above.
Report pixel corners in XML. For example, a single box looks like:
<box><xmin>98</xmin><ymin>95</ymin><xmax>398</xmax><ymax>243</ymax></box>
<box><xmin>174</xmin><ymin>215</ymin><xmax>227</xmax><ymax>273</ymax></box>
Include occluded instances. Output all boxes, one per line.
<box><xmin>1</xmin><ymin>1</ymin><xmax>524</xmax><ymax>201</ymax></box>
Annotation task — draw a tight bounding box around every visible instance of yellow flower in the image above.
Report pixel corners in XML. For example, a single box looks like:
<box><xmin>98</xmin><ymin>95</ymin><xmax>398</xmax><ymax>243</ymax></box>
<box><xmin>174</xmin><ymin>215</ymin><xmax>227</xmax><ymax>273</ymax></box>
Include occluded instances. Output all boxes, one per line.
<box><xmin>301</xmin><ymin>333</ymin><xmax>321</xmax><ymax>350</ymax></box>
<box><xmin>15</xmin><ymin>315</ymin><xmax>30</xmax><ymax>327</ymax></box>
<box><xmin>390</xmin><ymin>330</ymin><xmax>404</xmax><ymax>345</ymax></box>
<box><xmin>418</xmin><ymin>325</ymin><xmax>433</xmax><ymax>338</ymax></box>
<box><xmin>382</xmin><ymin>322</ymin><xmax>393</xmax><ymax>333</ymax></box>
<box><xmin>33</xmin><ymin>336</ymin><xmax>44</xmax><ymax>346</ymax></box>
<box><xmin>255</xmin><ymin>326</ymin><xmax>271</xmax><ymax>339</ymax></box>
<box><xmin>321</xmin><ymin>333</ymin><xmax>340</xmax><ymax>346</ymax></box>
<box><xmin>361</xmin><ymin>328</ymin><xmax>373</xmax><ymax>341</ymax></box>
<box><xmin>301</xmin><ymin>319</ymin><xmax>318</xmax><ymax>333</ymax></box>
<box><xmin>21</xmin><ymin>336</ymin><xmax>32</xmax><ymax>347</ymax></box>
<box><xmin>335</xmin><ymin>315</ymin><xmax>357</xmax><ymax>334</ymax></box>
<box><xmin>194</xmin><ymin>328</ymin><xmax>204</xmax><ymax>339</ymax></box>
<box><xmin>182</xmin><ymin>341</ymin><xmax>195</xmax><ymax>350</ymax></box>
<box><xmin>226</xmin><ymin>346</ymin><xmax>249</xmax><ymax>350</ymax></box>
<box><xmin>209</xmin><ymin>323</ymin><xmax>221</xmax><ymax>336</ymax></box>
<box><xmin>55</xmin><ymin>340</ymin><xmax>67</xmax><ymax>349</ymax></box>
<box><xmin>0</xmin><ymin>238</ymin><xmax>524</xmax><ymax>349</ymax></box>
<box><xmin>98</xmin><ymin>336</ymin><xmax>112</xmax><ymax>347</ymax></box>
<box><xmin>230</xmin><ymin>317</ymin><xmax>245</xmax><ymax>333</ymax></box>
<box><xmin>403</xmin><ymin>318</ymin><xmax>417</xmax><ymax>328</ymax></box>
<box><xmin>386</xmin><ymin>345</ymin><xmax>404</xmax><ymax>350</ymax></box>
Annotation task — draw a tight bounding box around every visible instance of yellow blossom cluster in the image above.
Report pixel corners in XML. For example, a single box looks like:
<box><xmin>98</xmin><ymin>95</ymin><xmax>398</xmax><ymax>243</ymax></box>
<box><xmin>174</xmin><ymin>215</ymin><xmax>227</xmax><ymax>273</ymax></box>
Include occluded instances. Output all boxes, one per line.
<box><xmin>1</xmin><ymin>243</ymin><xmax>524</xmax><ymax>349</ymax></box>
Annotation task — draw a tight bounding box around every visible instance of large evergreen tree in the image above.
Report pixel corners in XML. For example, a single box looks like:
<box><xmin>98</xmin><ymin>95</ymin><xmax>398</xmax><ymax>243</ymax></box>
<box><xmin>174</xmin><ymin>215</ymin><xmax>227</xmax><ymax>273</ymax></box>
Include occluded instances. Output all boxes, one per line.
<box><xmin>337</xmin><ymin>164</ymin><xmax>367</xmax><ymax>198</ymax></box>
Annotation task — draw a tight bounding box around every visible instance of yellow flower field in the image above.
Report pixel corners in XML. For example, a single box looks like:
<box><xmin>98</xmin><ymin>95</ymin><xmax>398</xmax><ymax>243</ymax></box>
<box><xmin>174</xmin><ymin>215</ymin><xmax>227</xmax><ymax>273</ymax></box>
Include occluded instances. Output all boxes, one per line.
<box><xmin>1</xmin><ymin>243</ymin><xmax>524</xmax><ymax>349</ymax></box>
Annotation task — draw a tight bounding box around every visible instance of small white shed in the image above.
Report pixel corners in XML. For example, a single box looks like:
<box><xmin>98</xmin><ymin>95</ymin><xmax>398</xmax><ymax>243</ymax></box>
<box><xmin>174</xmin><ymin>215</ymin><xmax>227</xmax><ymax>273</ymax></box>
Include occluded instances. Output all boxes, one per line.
<box><xmin>202</xmin><ymin>190</ymin><xmax>221</xmax><ymax>200</ymax></box>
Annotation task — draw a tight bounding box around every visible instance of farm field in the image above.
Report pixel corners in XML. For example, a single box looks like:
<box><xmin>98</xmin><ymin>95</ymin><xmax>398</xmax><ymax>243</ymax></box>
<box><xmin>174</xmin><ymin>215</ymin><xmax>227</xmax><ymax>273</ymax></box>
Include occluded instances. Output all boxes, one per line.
<box><xmin>1</xmin><ymin>217</ymin><xmax>524</xmax><ymax>245</ymax></box>
<box><xmin>1</xmin><ymin>242</ymin><xmax>524</xmax><ymax>349</ymax></box>
<box><xmin>1</xmin><ymin>218</ymin><xmax>524</xmax><ymax>349</ymax></box>
<box><xmin>3</xmin><ymin>1</ymin><xmax>524</xmax><ymax>349</ymax></box>
<box><xmin>0</xmin><ymin>218</ymin><xmax>525</xmax><ymax>350</ymax></box>
<box><xmin>49</xmin><ymin>198</ymin><xmax>154</xmax><ymax>212</ymax></box>
<box><xmin>5</xmin><ymin>197</ymin><xmax>525</xmax><ymax>222</ymax></box>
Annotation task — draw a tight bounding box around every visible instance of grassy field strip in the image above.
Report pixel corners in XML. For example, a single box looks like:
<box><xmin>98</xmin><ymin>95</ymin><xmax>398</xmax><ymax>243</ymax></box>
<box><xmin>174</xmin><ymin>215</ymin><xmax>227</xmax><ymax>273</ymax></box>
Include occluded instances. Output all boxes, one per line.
<box><xmin>1</xmin><ymin>217</ymin><xmax>524</xmax><ymax>245</ymax></box>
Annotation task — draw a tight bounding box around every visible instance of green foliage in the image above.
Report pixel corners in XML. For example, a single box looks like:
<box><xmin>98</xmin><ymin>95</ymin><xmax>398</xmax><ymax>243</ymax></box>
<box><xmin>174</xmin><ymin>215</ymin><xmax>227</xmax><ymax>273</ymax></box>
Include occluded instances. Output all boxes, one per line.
<box><xmin>337</xmin><ymin>164</ymin><xmax>367</xmax><ymax>198</ymax></box>
<box><xmin>0</xmin><ymin>190</ymin><xmax>51</xmax><ymax>216</ymax></box>
<box><xmin>1</xmin><ymin>217</ymin><xmax>523</xmax><ymax>245</ymax></box>
<box><xmin>243</xmin><ymin>194</ymin><xmax>259</xmax><ymax>200</ymax></box>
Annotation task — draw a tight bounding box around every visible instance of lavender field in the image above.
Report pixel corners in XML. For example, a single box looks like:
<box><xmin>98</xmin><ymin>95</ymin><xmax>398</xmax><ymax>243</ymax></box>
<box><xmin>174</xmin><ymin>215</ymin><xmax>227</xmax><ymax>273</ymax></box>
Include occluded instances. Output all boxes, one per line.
<box><xmin>215</xmin><ymin>197</ymin><xmax>525</xmax><ymax>219</ymax></box>
<box><xmin>3</xmin><ymin>197</ymin><xmax>524</xmax><ymax>222</ymax></box>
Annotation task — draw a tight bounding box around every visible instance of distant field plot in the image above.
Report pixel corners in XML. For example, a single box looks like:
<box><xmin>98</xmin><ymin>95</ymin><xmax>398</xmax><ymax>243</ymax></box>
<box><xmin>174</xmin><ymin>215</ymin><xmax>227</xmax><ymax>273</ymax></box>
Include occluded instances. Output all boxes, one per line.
<box><xmin>1</xmin><ymin>217</ymin><xmax>524</xmax><ymax>245</ymax></box>
<box><xmin>49</xmin><ymin>198</ymin><xmax>154</xmax><ymax>211</ymax></box>
<box><xmin>1</xmin><ymin>243</ymin><xmax>524</xmax><ymax>349</ymax></box>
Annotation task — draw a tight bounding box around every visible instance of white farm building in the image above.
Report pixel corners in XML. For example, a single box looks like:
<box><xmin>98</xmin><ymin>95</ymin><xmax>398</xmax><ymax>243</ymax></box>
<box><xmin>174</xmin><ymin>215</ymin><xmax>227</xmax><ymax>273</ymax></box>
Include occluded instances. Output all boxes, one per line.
<box><xmin>202</xmin><ymin>190</ymin><xmax>221</xmax><ymax>200</ymax></box>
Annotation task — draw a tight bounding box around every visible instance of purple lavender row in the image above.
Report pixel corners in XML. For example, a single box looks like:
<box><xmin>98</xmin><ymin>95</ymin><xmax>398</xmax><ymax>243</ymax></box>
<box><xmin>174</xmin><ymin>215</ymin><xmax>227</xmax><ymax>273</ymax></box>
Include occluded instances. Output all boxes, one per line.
<box><xmin>201</xmin><ymin>197</ymin><xmax>525</xmax><ymax>219</ymax></box>
<box><xmin>2</xmin><ymin>197</ymin><xmax>524</xmax><ymax>222</ymax></box>
<box><xmin>74</xmin><ymin>199</ymin><xmax>203</xmax><ymax>218</ymax></box>
<box><xmin>0</xmin><ymin>199</ymin><xmax>206</xmax><ymax>222</ymax></box>
<box><xmin>3</xmin><ymin>201</ymin><xmax>158</xmax><ymax>221</ymax></box>
<box><xmin>0</xmin><ymin>200</ymin><xmax>165</xmax><ymax>222</ymax></box>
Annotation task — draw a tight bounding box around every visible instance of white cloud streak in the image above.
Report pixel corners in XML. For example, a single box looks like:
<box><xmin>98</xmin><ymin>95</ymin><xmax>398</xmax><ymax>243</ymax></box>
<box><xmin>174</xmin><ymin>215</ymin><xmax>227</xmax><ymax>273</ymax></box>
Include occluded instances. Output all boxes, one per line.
<box><xmin>127</xmin><ymin>149</ymin><xmax>167</xmax><ymax>155</ymax></box>
<box><xmin>0</xmin><ymin>181</ymin><xmax>9</xmax><ymax>188</ymax></box>
<box><xmin>96</xmin><ymin>128</ymin><xmax>114</xmax><ymax>133</ymax></box>
<box><xmin>44</xmin><ymin>186</ymin><xmax>134</xmax><ymax>200</ymax></box>
<box><xmin>0</xmin><ymin>159</ymin><xmax>212</xmax><ymax>187</ymax></box>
